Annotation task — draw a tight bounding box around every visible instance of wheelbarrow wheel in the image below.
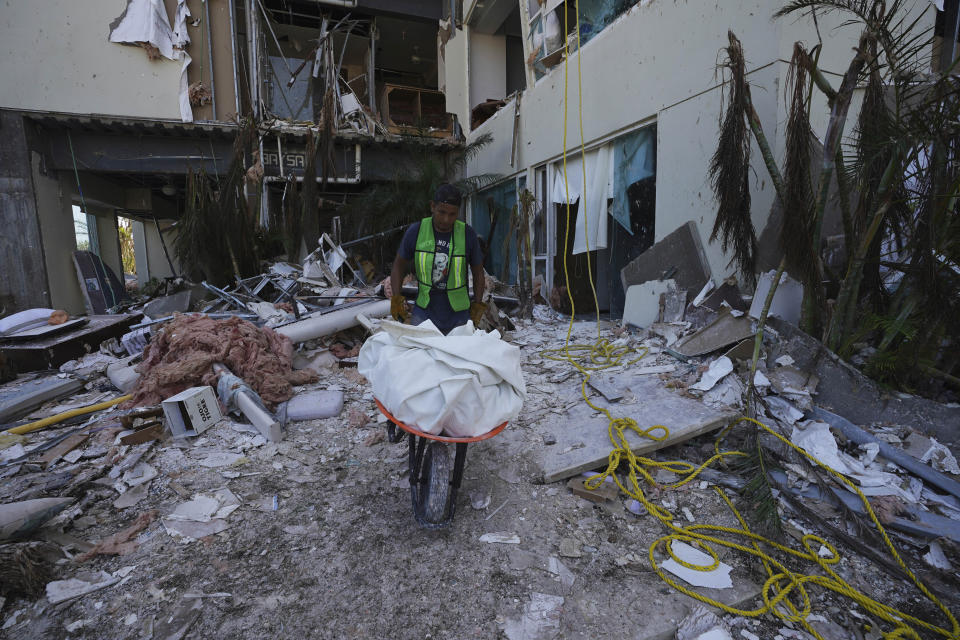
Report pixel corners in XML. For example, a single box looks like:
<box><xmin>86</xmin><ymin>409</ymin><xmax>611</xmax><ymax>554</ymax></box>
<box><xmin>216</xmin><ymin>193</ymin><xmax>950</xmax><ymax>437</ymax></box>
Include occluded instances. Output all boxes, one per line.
<box><xmin>419</xmin><ymin>441</ymin><xmax>452</xmax><ymax>524</ymax></box>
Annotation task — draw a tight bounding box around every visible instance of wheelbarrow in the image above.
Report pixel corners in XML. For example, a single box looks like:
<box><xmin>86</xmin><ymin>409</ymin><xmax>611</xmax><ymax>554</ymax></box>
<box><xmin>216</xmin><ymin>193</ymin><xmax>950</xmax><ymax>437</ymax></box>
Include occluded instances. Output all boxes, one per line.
<box><xmin>374</xmin><ymin>398</ymin><xmax>507</xmax><ymax>529</ymax></box>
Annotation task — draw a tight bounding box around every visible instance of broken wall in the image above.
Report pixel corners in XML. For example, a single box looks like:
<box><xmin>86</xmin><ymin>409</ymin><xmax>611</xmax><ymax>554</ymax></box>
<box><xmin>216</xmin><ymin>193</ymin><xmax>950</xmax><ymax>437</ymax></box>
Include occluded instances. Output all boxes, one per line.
<box><xmin>0</xmin><ymin>0</ymin><xmax>184</xmax><ymax>119</ymax></box>
<box><xmin>469</xmin><ymin>32</ymin><xmax>508</xmax><ymax>112</ymax></box>
<box><xmin>32</xmin><ymin>158</ymin><xmax>86</xmax><ymax>315</ymax></box>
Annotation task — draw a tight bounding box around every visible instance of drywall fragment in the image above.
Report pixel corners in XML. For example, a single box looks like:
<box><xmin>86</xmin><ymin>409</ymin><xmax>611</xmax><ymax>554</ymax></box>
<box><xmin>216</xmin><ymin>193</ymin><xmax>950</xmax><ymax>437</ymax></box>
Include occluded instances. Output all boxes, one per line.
<box><xmin>923</xmin><ymin>541</ymin><xmax>951</xmax><ymax>570</ymax></box>
<box><xmin>479</xmin><ymin>532</ymin><xmax>521</xmax><ymax>544</ymax></box>
<box><xmin>691</xmin><ymin>357</ymin><xmax>734</xmax><ymax>392</ymax></box>
<box><xmin>46</xmin><ymin>572</ymin><xmax>121</xmax><ymax>604</ymax></box>
<box><xmin>749</xmin><ymin>270</ymin><xmax>804</xmax><ymax>326</ymax></box>
<box><xmin>623</xmin><ymin>280</ymin><xmax>677</xmax><ymax>329</ymax></box>
<box><xmin>661</xmin><ymin>541</ymin><xmax>733</xmax><ymax>588</ymax></box>
<box><xmin>763</xmin><ymin>396</ymin><xmax>804</xmax><ymax>425</ymax></box>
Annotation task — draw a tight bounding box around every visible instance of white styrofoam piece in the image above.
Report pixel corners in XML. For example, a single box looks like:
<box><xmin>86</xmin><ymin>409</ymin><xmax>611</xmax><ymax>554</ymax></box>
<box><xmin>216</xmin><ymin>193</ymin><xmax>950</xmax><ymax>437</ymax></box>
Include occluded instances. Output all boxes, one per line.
<box><xmin>749</xmin><ymin>270</ymin><xmax>804</xmax><ymax>326</ymax></box>
<box><xmin>623</xmin><ymin>279</ymin><xmax>677</xmax><ymax>329</ymax></box>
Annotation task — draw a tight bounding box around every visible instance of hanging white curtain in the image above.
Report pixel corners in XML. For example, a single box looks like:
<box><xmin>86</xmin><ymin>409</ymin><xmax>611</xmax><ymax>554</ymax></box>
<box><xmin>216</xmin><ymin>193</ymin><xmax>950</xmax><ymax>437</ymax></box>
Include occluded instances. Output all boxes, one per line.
<box><xmin>550</xmin><ymin>144</ymin><xmax>612</xmax><ymax>254</ymax></box>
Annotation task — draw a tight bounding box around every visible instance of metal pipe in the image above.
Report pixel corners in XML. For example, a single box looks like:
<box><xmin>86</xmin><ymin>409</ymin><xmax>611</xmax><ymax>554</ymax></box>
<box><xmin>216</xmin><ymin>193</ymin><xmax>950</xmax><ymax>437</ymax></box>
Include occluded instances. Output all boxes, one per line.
<box><xmin>228</xmin><ymin>0</ymin><xmax>240</xmax><ymax>116</ymax></box>
<box><xmin>204</xmin><ymin>0</ymin><xmax>217</xmax><ymax>118</ymax></box>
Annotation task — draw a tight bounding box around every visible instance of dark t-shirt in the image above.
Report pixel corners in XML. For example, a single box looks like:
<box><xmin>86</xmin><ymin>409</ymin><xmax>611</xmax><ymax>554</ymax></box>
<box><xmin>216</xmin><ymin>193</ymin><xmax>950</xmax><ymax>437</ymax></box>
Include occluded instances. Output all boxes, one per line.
<box><xmin>399</xmin><ymin>220</ymin><xmax>483</xmax><ymax>332</ymax></box>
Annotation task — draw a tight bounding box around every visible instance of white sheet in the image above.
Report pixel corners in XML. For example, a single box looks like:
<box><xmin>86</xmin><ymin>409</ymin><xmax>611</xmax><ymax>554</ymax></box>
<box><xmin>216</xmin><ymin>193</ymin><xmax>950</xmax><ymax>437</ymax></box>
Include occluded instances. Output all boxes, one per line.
<box><xmin>358</xmin><ymin>320</ymin><xmax>526</xmax><ymax>437</ymax></box>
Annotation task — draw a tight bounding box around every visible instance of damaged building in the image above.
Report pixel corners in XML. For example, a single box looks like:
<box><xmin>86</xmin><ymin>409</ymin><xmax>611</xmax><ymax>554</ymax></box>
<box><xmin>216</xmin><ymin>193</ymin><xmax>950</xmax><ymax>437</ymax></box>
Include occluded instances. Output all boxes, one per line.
<box><xmin>2</xmin><ymin>1</ymin><xmax>960</xmax><ymax>639</ymax></box>
<box><xmin>1</xmin><ymin>0</ymin><xmax>461</xmax><ymax>314</ymax></box>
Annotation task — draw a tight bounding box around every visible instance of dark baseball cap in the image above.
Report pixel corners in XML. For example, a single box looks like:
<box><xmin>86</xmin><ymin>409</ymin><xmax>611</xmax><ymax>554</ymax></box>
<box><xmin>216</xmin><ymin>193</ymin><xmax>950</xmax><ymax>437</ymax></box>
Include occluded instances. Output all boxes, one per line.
<box><xmin>433</xmin><ymin>183</ymin><xmax>462</xmax><ymax>206</ymax></box>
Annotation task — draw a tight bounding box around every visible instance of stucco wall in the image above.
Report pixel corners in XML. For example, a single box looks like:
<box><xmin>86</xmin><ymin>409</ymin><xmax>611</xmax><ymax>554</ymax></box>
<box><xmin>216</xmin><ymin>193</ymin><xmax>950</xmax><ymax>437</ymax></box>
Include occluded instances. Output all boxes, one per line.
<box><xmin>452</xmin><ymin>0</ymin><xmax>937</xmax><ymax>285</ymax></box>
<box><xmin>0</xmin><ymin>0</ymin><xmax>183</xmax><ymax>119</ymax></box>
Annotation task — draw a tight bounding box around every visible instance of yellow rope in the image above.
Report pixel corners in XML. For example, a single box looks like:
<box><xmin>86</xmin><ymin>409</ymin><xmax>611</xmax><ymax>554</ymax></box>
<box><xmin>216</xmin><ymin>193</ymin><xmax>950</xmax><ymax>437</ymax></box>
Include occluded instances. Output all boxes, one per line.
<box><xmin>545</xmin><ymin>3</ymin><xmax>958</xmax><ymax>638</ymax></box>
<box><xmin>3</xmin><ymin>395</ymin><xmax>131</xmax><ymax>435</ymax></box>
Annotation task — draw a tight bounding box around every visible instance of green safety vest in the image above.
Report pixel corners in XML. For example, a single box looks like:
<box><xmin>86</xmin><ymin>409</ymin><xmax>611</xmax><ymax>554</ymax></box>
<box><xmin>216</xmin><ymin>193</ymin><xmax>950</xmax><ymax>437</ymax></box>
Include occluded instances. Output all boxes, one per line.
<box><xmin>414</xmin><ymin>217</ymin><xmax>470</xmax><ymax>312</ymax></box>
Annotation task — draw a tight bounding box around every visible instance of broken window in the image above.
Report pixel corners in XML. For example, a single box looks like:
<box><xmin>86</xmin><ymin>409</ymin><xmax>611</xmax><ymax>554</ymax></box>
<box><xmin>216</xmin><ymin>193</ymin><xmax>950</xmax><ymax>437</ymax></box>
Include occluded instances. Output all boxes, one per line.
<box><xmin>577</xmin><ymin>0</ymin><xmax>635</xmax><ymax>46</ymax></box>
<box><xmin>525</xmin><ymin>0</ymin><xmax>637</xmax><ymax>80</ymax></box>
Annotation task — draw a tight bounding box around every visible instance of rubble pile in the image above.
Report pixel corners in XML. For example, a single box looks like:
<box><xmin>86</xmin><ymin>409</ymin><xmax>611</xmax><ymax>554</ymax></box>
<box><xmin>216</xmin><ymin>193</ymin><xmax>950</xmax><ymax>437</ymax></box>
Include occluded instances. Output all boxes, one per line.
<box><xmin>1</xmin><ymin>239</ymin><xmax>959</xmax><ymax>638</ymax></box>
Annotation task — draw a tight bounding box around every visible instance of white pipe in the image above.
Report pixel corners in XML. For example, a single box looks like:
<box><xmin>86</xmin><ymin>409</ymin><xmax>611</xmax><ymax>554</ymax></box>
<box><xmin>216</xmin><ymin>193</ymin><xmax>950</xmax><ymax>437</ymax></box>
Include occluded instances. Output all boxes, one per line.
<box><xmin>236</xmin><ymin>391</ymin><xmax>281</xmax><ymax>442</ymax></box>
<box><xmin>276</xmin><ymin>299</ymin><xmax>390</xmax><ymax>343</ymax></box>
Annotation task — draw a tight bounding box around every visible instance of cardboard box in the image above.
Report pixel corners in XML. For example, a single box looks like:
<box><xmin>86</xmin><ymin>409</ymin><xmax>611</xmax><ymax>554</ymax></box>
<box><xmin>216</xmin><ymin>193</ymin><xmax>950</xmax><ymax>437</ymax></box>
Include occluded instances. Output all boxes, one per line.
<box><xmin>162</xmin><ymin>386</ymin><xmax>222</xmax><ymax>438</ymax></box>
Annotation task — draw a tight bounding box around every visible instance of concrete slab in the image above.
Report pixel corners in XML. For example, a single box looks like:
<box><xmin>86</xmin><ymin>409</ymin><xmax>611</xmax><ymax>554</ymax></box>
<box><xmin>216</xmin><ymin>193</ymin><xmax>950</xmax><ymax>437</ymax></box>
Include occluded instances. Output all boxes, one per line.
<box><xmin>621</xmin><ymin>221</ymin><xmax>711</xmax><ymax>300</ymax></box>
<box><xmin>534</xmin><ymin>373</ymin><xmax>737</xmax><ymax>483</ymax></box>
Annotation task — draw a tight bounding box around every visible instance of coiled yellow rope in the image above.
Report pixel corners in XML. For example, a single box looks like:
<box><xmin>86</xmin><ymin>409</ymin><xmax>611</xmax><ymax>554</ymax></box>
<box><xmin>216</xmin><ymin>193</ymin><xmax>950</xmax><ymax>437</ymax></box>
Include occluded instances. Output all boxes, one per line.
<box><xmin>544</xmin><ymin>3</ymin><xmax>959</xmax><ymax>638</ymax></box>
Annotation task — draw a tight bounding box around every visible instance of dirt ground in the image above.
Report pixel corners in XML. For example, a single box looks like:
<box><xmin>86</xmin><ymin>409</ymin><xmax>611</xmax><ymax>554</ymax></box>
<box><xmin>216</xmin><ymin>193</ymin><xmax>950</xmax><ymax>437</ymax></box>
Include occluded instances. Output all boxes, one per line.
<box><xmin>2</xmin><ymin>317</ymin><xmax>958</xmax><ymax>640</ymax></box>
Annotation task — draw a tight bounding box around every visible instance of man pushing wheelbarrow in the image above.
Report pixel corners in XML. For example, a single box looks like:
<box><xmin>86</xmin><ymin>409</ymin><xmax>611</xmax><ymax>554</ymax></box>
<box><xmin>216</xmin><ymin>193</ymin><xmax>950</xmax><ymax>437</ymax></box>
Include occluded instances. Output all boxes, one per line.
<box><xmin>359</xmin><ymin>185</ymin><xmax>526</xmax><ymax>528</ymax></box>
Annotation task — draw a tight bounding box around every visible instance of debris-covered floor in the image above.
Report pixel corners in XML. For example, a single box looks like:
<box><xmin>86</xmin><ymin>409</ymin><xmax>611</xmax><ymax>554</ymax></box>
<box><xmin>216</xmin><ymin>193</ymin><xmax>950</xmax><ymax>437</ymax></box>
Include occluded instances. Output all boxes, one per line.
<box><xmin>2</xmin><ymin>305</ymin><xmax>960</xmax><ymax>640</ymax></box>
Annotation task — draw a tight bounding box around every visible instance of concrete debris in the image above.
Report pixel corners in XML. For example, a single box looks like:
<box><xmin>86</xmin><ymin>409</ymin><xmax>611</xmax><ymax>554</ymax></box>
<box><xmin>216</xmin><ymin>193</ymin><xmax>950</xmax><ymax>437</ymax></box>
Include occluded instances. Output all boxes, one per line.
<box><xmin>676</xmin><ymin>605</ymin><xmax>728</xmax><ymax>640</ymax></box>
<box><xmin>620</xmin><ymin>221</ymin><xmax>711</xmax><ymax>298</ymax></box>
<box><xmin>623</xmin><ymin>279</ymin><xmax>678</xmax><ymax>329</ymax></box>
<box><xmin>1</xmin><ymin>279</ymin><xmax>959</xmax><ymax>640</ymax></box>
<box><xmin>675</xmin><ymin>311</ymin><xmax>755</xmax><ymax>358</ymax></box>
<box><xmin>503</xmin><ymin>592</ymin><xmax>564</xmax><ymax>640</ymax></box>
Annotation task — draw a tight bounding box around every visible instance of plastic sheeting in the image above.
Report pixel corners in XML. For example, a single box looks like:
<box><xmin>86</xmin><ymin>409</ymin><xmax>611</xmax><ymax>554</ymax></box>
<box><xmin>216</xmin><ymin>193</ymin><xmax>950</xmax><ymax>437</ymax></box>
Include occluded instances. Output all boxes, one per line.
<box><xmin>609</xmin><ymin>127</ymin><xmax>656</xmax><ymax>233</ymax></box>
<box><xmin>358</xmin><ymin>320</ymin><xmax>526</xmax><ymax>438</ymax></box>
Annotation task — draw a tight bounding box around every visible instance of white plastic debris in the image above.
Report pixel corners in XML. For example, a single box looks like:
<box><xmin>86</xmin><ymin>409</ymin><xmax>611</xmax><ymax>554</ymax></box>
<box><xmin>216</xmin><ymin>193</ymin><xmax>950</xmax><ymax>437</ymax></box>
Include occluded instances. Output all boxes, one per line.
<box><xmin>479</xmin><ymin>532</ymin><xmax>521</xmax><ymax>544</ymax></box>
<box><xmin>923</xmin><ymin>541</ymin><xmax>952</xmax><ymax>570</ymax></box>
<box><xmin>660</xmin><ymin>541</ymin><xmax>733</xmax><ymax>589</ymax></box>
<box><xmin>691</xmin><ymin>357</ymin><xmax>734</xmax><ymax>392</ymax></box>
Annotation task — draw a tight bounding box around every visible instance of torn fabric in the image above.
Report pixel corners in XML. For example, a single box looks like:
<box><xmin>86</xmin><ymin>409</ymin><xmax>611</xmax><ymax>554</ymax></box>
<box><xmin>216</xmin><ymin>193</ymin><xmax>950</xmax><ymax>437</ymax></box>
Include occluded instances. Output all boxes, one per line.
<box><xmin>108</xmin><ymin>0</ymin><xmax>176</xmax><ymax>60</ymax></box>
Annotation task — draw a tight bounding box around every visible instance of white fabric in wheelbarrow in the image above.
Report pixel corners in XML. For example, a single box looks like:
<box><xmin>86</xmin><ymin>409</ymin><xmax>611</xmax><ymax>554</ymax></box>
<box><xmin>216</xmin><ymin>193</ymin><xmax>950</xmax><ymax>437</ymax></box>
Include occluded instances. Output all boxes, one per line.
<box><xmin>358</xmin><ymin>319</ymin><xmax>526</xmax><ymax>438</ymax></box>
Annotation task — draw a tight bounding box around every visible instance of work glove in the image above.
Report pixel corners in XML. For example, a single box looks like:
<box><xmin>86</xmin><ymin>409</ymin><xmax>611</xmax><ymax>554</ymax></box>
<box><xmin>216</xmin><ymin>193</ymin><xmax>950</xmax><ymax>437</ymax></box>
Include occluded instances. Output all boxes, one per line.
<box><xmin>469</xmin><ymin>301</ymin><xmax>487</xmax><ymax>325</ymax></box>
<box><xmin>390</xmin><ymin>294</ymin><xmax>411</xmax><ymax>323</ymax></box>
